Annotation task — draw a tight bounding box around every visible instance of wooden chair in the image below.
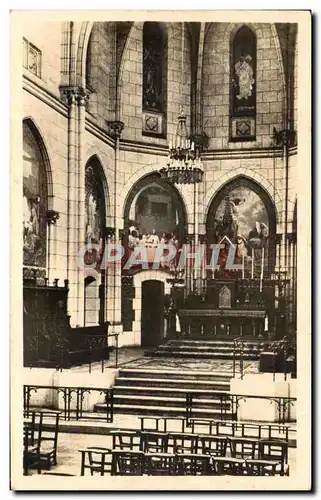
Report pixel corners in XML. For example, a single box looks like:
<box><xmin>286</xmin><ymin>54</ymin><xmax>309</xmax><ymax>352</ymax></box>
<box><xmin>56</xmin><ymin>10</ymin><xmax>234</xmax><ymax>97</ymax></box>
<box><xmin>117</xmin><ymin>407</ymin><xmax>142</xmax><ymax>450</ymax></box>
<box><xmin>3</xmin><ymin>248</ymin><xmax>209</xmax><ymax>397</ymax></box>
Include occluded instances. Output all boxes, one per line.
<box><xmin>201</xmin><ymin>436</ymin><xmax>228</xmax><ymax>457</ymax></box>
<box><xmin>190</xmin><ymin>419</ymin><xmax>214</xmax><ymax>435</ymax></box>
<box><xmin>258</xmin><ymin>439</ymin><xmax>289</xmax><ymax>476</ymax></box>
<box><xmin>245</xmin><ymin>459</ymin><xmax>280</xmax><ymax>476</ymax></box>
<box><xmin>79</xmin><ymin>447</ymin><xmax>112</xmax><ymax>476</ymax></box>
<box><xmin>111</xmin><ymin>450</ymin><xmax>144</xmax><ymax>476</ymax></box>
<box><xmin>139</xmin><ymin>417</ymin><xmax>164</xmax><ymax>432</ymax></box>
<box><xmin>145</xmin><ymin>453</ymin><xmax>177</xmax><ymax>475</ymax></box>
<box><xmin>228</xmin><ymin>437</ymin><xmax>257</xmax><ymax>460</ymax></box>
<box><xmin>163</xmin><ymin>417</ymin><xmax>186</xmax><ymax>433</ymax></box>
<box><xmin>110</xmin><ymin>430</ymin><xmax>141</xmax><ymax>451</ymax></box>
<box><xmin>37</xmin><ymin>410</ymin><xmax>60</xmax><ymax>470</ymax></box>
<box><xmin>176</xmin><ymin>454</ymin><xmax>212</xmax><ymax>476</ymax></box>
<box><xmin>23</xmin><ymin>410</ymin><xmax>60</xmax><ymax>474</ymax></box>
<box><xmin>212</xmin><ymin>456</ymin><xmax>247</xmax><ymax>476</ymax></box>
<box><xmin>168</xmin><ymin>433</ymin><xmax>198</xmax><ymax>455</ymax></box>
<box><xmin>23</xmin><ymin>425</ymin><xmax>41</xmax><ymax>475</ymax></box>
<box><xmin>140</xmin><ymin>431</ymin><xmax>169</xmax><ymax>454</ymax></box>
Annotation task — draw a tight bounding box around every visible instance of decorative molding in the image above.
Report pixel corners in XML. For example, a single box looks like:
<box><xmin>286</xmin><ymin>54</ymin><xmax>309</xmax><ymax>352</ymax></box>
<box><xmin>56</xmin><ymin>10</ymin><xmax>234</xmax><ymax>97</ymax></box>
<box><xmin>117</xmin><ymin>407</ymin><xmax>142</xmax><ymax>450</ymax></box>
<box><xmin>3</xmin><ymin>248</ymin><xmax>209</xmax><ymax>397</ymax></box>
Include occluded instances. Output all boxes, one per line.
<box><xmin>118</xmin><ymin>140</ymin><xmax>295</xmax><ymax>160</ymax></box>
<box><xmin>202</xmin><ymin>147</ymin><xmax>284</xmax><ymax>161</ymax></box>
<box><xmin>85</xmin><ymin>119</ymin><xmax>115</xmax><ymax>149</ymax></box>
<box><xmin>107</xmin><ymin>120</ymin><xmax>125</xmax><ymax>139</ymax></box>
<box><xmin>23</xmin><ymin>74</ymin><xmax>68</xmax><ymax>117</ymax></box>
<box><xmin>119</xmin><ymin>138</ymin><xmax>169</xmax><ymax>156</ymax></box>
<box><xmin>179</xmin><ymin>308</ymin><xmax>266</xmax><ymax>318</ymax></box>
<box><xmin>142</xmin><ymin>111</ymin><xmax>165</xmax><ymax>137</ymax></box>
<box><xmin>230</xmin><ymin>117</ymin><xmax>256</xmax><ymax>141</ymax></box>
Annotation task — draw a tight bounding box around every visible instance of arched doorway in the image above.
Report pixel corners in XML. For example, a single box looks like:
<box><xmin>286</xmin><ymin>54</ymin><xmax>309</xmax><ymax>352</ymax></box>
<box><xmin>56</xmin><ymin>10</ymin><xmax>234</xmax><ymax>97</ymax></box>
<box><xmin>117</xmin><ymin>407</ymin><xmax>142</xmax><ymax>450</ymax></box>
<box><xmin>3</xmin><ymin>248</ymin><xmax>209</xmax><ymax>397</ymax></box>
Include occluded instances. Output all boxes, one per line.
<box><xmin>121</xmin><ymin>173</ymin><xmax>187</xmax><ymax>333</ymax></box>
<box><xmin>141</xmin><ymin>280</ymin><xmax>165</xmax><ymax>348</ymax></box>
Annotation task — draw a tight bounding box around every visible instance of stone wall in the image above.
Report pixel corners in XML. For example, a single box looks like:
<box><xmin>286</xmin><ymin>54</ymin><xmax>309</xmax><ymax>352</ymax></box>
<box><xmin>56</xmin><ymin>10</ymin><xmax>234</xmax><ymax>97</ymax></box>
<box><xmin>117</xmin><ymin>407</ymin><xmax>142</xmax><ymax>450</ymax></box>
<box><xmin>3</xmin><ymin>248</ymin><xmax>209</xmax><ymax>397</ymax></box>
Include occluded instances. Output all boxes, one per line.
<box><xmin>21</xmin><ymin>20</ymin><xmax>298</xmax><ymax>343</ymax></box>
<box><xmin>202</xmin><ymin>23</ymin><xmax>285</xmax><ymax>149</ymax></box>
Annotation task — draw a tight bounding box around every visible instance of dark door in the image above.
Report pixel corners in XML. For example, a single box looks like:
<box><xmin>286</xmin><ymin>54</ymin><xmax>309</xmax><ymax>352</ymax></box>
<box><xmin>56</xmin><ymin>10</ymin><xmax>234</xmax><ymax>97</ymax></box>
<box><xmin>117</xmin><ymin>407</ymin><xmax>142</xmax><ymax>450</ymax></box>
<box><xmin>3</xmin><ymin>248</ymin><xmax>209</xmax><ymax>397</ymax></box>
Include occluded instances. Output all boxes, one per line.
<box><xmin>141</xmin><ymin>280</ymin><xmax>164</xmax><ymax>348</ymax></box>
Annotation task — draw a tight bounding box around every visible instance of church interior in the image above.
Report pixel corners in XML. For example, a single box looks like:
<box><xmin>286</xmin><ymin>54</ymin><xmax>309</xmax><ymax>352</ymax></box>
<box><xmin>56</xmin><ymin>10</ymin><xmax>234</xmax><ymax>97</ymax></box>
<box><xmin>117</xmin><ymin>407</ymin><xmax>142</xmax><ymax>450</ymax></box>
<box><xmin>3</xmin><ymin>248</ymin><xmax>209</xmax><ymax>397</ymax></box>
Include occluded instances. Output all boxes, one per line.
<box><xmin>21</xmin><ymin>20</ymin><xmax>298</xmax><ymax>477</ymax></box>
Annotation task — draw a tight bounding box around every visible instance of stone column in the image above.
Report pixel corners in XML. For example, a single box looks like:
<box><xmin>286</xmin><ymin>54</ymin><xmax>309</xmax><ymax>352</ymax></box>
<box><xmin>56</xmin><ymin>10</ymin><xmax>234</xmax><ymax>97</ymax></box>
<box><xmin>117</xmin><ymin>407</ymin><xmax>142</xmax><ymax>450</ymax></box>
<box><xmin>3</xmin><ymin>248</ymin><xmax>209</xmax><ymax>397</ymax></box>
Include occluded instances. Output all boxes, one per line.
<box><xmin>60</xmin><ymin>87</ymin><xmax>79</xmax><ymax>326</ymax></box>
<box><xmin>106</xmin><ymin>120</ymin><xmax>124</xmax><ymax>340</ymax></box>
<box><xmin>76</xmin><ymin>89</ymin><xmax>89</xmax><ymax>326</ymax></box>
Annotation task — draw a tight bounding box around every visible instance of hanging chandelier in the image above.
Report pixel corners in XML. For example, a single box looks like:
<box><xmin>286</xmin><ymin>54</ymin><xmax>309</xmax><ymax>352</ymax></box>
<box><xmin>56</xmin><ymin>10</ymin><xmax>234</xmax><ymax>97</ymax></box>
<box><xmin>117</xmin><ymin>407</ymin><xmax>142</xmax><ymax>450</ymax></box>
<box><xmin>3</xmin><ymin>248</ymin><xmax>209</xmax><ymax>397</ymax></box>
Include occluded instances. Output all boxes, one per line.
<box><xmin>160</xmin><ymin>110</ymin><xmax>204</xmax><ymax>185</ymax></box>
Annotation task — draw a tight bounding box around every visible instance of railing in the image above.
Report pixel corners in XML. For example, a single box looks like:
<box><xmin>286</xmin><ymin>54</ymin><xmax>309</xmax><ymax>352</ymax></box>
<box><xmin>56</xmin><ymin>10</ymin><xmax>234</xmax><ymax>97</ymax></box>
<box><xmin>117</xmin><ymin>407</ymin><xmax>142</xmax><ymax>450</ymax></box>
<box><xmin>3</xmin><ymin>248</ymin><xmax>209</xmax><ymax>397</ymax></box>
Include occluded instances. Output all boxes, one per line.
<box><xmin>185</xmin><ymin>391</ymin><xmax>296</xmax><ymax>427</ymax></box>
<box><xmin>138</xmin><ymin>416</ymin><xmax>294</xmax><ymax>446</ymax></box>
<box><xmin>232</xmin><ymin>336</ymin><xmax>296</xmax><ymax>381</ymax></box>
<box><xmin>23</xmin><ymin>385</ymin><xmax>114</xmax><ymax>423</ymax></box>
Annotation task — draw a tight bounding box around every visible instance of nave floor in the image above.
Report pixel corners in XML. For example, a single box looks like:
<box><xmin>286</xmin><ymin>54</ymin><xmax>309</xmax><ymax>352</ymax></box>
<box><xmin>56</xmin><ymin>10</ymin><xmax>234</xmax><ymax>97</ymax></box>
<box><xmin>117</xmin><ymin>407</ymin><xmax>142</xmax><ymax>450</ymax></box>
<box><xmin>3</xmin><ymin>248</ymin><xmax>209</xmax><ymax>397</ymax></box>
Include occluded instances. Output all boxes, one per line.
<box><xmin>68</xmin><ymin>346</ymin><xmax>258</xmax><ymax>376</ymax></box>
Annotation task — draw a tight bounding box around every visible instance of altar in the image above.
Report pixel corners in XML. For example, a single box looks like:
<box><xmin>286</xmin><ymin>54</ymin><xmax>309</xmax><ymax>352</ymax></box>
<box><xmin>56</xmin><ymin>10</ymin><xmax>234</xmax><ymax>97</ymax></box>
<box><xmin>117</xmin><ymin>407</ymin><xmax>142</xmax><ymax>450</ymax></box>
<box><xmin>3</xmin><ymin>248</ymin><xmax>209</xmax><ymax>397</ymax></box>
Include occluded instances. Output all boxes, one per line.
<box><xmin>168</xmin><ymin>277</ymin><xmax>275</xmax><ymax>340</ymax></box>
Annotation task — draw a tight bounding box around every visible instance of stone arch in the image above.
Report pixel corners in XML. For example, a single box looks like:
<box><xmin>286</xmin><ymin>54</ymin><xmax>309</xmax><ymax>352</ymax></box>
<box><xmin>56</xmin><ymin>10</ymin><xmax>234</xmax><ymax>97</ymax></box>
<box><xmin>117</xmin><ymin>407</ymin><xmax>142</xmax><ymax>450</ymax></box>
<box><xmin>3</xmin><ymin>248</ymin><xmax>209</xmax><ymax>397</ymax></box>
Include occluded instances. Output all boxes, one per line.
<box><xmin>121</xmin><ymin>171</ymin><xmax>189</xmax><ymax>251</ymax></box>
<box><xmin>118</xmin><ymin>165</ymin><xmax>191</xmax><ymax>227</ymax></box>
<box><xmin>270</xmin><ymin>23</ymin><xmax>287</xmax><ymax>95</ymax></box>
<box><xmin>116</xmin><ymin>22</ymin><xmax>139</xmax><ymax>119</ymax></box>
<box><xmin>84</xmin><ymin>154</ymin><xmax>111</xmax><ymax>219</ymax></box>
<box><xmin>204</xmin><ymin>22</ymin><xmax>286</xmax><ymax>100</ymax></box>
<box><xmin>76</xmin><ymin>21</ymin><xmax>94</xmax><ymax>88</ymax></box>
<box><xmin>23</xmin><ymin>118</ymin><xmax>53</xmax><ymax>269</ymax></box>
<box><xmin>205</xmin><ymin>173</ymin><xmax>279</xmax><ymax>275</ymax></box>
<box><xmin>204</xmin><ymin>167</ymin><xmax>282</xmax><ymax>226</ymax></box>
<box><xmin>23</xmin><ymin>117</ymin><xmax>53</xmax><ymax>200</ymax></box>
<box><xmin>226</xmin><ymin>23</ymin><xmax>285</xmax><ymax>93</ymax></box>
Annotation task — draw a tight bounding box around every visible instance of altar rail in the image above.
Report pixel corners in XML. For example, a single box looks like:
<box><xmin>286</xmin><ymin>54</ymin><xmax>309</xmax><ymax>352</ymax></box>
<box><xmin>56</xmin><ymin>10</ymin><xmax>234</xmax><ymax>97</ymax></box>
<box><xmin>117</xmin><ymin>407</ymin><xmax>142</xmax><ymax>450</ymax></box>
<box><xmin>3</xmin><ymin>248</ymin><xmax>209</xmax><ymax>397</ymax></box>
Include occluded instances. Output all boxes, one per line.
<box><xmin>23</xmin><ymin>385</ymin><xmax>114</xmax><ymax>423</ymax></box>
<box><xmin>232</xmin><ymin>337</ymin><xmax>296</xmax><ymax>380</ymax></box>
<box><xmin>185</xmin><ymin>392</ymin><xmax>296</xmax><ymax>426</ymax></box>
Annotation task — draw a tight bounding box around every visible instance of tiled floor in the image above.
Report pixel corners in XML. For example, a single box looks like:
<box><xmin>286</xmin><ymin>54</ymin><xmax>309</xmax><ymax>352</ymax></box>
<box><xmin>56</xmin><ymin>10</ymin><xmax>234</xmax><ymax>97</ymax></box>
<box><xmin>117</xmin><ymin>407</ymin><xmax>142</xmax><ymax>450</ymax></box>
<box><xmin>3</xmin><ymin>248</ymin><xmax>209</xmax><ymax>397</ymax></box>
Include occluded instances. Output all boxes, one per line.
<box><xmin>121</xmin><ymin>356</ymin><xmax>259</xmax><ymax>374</ymax></box>
<box><xmin>69</xmin><ymin>347</ymin><xmax>259</xmax><ymax>375</ymax></box>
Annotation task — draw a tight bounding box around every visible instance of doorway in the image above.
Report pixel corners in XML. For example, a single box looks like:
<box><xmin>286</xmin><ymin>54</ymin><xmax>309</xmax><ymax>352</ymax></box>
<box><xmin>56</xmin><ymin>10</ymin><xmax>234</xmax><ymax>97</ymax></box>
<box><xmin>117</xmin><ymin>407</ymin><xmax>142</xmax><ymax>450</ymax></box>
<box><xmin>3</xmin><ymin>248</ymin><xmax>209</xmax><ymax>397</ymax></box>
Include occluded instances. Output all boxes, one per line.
<box><xmin>84</xmin><ymin>275</ymin><xmax>105</xmax><ymax>326</ymax></box>
<box><xmin>141</xmin><ymin>280</ymin><xmax>165</xmax><ymax>348</ymax></box>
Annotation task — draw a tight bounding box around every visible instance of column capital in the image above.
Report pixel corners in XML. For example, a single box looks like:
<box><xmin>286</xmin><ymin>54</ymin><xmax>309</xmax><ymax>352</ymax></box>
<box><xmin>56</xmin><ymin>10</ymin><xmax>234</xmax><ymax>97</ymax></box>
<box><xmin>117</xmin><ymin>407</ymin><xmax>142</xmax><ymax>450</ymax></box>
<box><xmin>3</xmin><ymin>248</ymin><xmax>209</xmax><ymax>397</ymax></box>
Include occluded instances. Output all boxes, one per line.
<box><xmin>107</xmin><ymin>120</ymin><xmax>125</xmax><ymax>139</ymax></box>
<box><xmin>272</xmin><ymin>127</ymin><xmax>296</xmax><ymax>147</ymax></box>
<box><xmin>59</xmin><ymin>86</ymin><xmax>91</xmax><ymax>107</ymax></box>
<box><xmin>46</xmin><ymin>210</ymin><xmax>60</xmax><ymax>226</ymax></box>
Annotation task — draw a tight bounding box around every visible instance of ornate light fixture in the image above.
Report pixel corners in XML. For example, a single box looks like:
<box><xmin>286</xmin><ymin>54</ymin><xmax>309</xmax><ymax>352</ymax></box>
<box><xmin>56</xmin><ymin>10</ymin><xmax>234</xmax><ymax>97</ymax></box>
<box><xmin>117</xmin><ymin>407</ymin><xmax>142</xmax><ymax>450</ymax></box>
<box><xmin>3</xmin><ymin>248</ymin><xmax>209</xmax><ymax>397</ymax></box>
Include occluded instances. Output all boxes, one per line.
<box><xmin>160</xmin><ymin>110</ymin><xmax>204</xmax><ymax>185</ymax></box>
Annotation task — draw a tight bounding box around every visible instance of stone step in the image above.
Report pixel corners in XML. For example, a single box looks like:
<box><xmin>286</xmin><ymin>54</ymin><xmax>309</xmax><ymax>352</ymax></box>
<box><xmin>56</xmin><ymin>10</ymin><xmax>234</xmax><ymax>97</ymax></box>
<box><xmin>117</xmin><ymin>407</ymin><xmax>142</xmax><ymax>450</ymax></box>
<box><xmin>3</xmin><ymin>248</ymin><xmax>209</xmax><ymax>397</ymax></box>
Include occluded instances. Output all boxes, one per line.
<box><xmin>167</xmin><ymin>339</ymin><xmax>264</xmax><ymax>346</ymax></box>
<box><xmin>112</xmin><ymin>394</ymin><xmax>230</xmax><ymax>410</ymax></box>
<box><xmin>118</xmin><ymin>368</ymin><xmax>231</xmax><ymax>382</ymax></box>
<box><xmin>114</xmin><ymin>377</ymin><xmax>230</xmax><ymax>391</ymax></box>
<box><xmin>95</xmin><ymin>403</ymin><xmax>233</xmax><ymax>419</ymax></box>
<box><xmin>156</xmin><ymin>345</ymin><xmax>262</xmax><ymax>354</ymax></box>
<box><xmin>114</xmin><ymin>385</ymin><xmax>229</xmax><ymax>399</ymax></box>
<box><xmin>150</xmin><ymin>350</ymin><xmax>259</xmax><ymax>360</ymax></box>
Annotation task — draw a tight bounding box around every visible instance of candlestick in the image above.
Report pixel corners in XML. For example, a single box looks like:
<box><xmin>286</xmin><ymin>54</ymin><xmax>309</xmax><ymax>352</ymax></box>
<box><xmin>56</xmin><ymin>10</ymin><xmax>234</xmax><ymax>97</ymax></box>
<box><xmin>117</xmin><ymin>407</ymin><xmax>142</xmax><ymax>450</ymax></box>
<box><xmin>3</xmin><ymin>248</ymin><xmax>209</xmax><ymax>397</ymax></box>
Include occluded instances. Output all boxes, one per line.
<box><xmin>260</xmin><ymin>246</ymin><xmax>264</xmax><ymax>292</ymax></box>
<box><xmin>251</xmin><ymin>247</ymin><xmax>254</xmax><ymax>279</ymax></box>
<box><xmin>242</xmin><ymin>253</ymin><xmax>245</xmax><ymax>279</ymax></box>
<box><xmin>264</xmin><ymin>314</ymin><xmax>269</xmax><ymax>332</ymax></box>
